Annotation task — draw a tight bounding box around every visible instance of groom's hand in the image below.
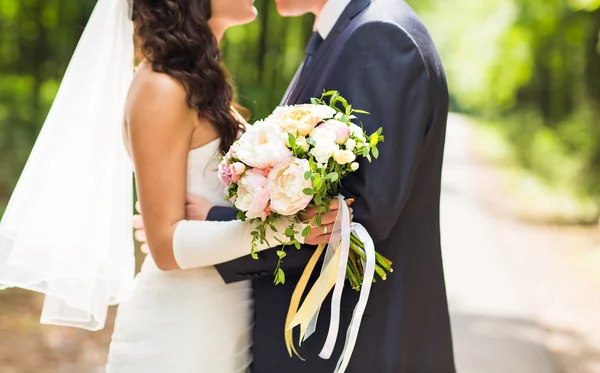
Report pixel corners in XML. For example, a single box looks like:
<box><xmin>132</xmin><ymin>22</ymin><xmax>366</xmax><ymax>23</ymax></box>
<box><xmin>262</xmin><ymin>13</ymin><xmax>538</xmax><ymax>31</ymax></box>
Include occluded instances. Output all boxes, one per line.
<box><xmin>133</xmin><ymin>196</ymin><xmax>214</xmax><ymax>254</ymax></box>
<box><xmin>300</xmin><ymin>199</ymin><xmax>354</xmax><ymax>245</ymax></box>
<box><xmin>132</xmin><ymin>201</ymin><xmax>150</xmax><ymax>254</ymax></box>
<box><xmin>185</xmin><ymin>194</ymin><xmax>214</xmax><ymax>221</ymax></box>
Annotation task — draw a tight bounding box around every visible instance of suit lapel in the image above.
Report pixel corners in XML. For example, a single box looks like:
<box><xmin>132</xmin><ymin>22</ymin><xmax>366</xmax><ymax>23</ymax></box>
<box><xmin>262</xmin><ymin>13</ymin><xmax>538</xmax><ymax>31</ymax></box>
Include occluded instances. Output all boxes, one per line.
<box><xmin>280</xmin><ymin>61</ymin><xmax>304</xmax><ymax>106</ymax></box>
<box><xmin>287</xmin><ymin>0</ymin><xmax>371</xmax><ymax>105</ymax></box>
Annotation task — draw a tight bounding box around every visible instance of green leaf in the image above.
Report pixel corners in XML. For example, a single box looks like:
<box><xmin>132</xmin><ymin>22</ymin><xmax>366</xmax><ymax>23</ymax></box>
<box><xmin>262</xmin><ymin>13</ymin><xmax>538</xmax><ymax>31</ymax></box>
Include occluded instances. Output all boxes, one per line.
<box><xmin>376</xmin><ymin>127</ymin><xmax>383</xmax><ymax>135</ymax></box>
<box><xmin>276</xmin><ymin>268</ymin><xmax>286</xmax><ymax>284</ymax></box>
<box><xmin>338</xmin><ymin>96</ymin><xmax>348</xmax><ymax>109</ymax></box>
<box><xmin>294</xmin><ymin>242</ymin><xmax>301</xmax><ymax>250</ymax></box>
<box><xmin>274</xmin><ymin>236</ymin><xmax>284</xmax><ymax>245</ymax></box>
<box><xmin>285</xmin><ymin>227</ymin><xmax>296</xmax><ymax>237</ymax></box>
<box><xmin>315</xmin><ymin>215</ymin><xmax>322</xmax><ymax>226</ymax></box>
<box><xmin>251</xmin><ymin>252</ymin><xmax>259</xmax><ymax>260</ymax></box>
<box><xmin>303</xmin><ymin>188</ymin><xmax>315</xmax><ymax>196</ymax></box>
<box><xmin>353</xmin><ymin>109</ymin><xmax>370</xmax><ymax>115</ymax></box>
<box><xmin>310</xmin><ymin>97</ymin><xmax>319</xmax><ymax>105</ymax></box>
<box><xmin>372</xmin><ymin>146</ymin><xmax>379</xmax><ymax>159</ymax></box>
<box><xmin>304</xmin><ymin>170</ymin><xmax>312</xmax><ymax>180</ymax></box>
<box><xmin>326</xmin><ymin>172</ymin><xmax>339</xmax><ymax>182</ymax></box>
<box><xmin>276</xmin><ymin>250</ymin><xmax>287</xmax><ymax>259</ymax></box>
<box><xmin>370</xmin><ymin>134</ymin><xmax>379</xmax><ymax>147</ymax></box>
<box><xmin>313</xmin><ymin>175</ymin><xmax>324</xmax><ymax>190</ymax></box>
<box><xmin>314</xmin><ymin>193</ymin><xmax>322</xmax><ymax>205</ymax></box>
<box><xmin>322</xmin><ymin>90</ymin><xmax>337</xmax><ymax>97</ymax></box>
<box><xmin>306</xmin><ymin>137</ymin><xmax>316</xmax><ymax>147</ymax></box>
<box><xmin>270</xmin><ymin>224</ymin><xmax>278</xmax><ymax>232</ymax></box>
<box><xmin>287</xmin><ymin>132</ymin><xmax>297</xmax><ymax>148</ymax></box>
<box><xmin>302</xmin><ymin>225</ymin><xmax>311</xmax><ymax>237</ymax></box>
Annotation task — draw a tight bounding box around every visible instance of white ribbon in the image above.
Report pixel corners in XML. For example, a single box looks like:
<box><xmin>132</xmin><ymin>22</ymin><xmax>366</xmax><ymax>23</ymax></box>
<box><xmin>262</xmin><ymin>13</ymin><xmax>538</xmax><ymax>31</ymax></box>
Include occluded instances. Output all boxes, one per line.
<box><xmin>334</xmin><ymin>223</ymin><xmax>375</xmax><ymax>373</ymax></box>
<box><xmin>301</xmin><ymin>196</ymin><xmax>376</xmax><ymax>373</ymax></box>
<box><xmin>303</xmin><ymin>195</ymin><xmax>349</xmax><ymax>342</ymax></box>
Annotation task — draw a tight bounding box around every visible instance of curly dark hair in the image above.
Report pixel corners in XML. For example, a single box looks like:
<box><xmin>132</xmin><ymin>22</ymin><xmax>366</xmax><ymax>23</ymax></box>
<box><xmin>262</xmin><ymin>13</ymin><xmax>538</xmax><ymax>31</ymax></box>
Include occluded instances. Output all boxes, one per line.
<box><xmin>133</xmin><ymin>0</ymin><xmax>245</xmax><ymax>154</ymax></box>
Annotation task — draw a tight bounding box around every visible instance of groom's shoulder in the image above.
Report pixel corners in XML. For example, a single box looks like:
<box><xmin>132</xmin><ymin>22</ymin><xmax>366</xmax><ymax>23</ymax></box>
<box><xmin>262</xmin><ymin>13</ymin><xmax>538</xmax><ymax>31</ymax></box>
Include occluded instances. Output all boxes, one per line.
<box><xmin>350</xmin><ymin>0</ymin><xmax>436</xmax><ymax>52</ymax></box>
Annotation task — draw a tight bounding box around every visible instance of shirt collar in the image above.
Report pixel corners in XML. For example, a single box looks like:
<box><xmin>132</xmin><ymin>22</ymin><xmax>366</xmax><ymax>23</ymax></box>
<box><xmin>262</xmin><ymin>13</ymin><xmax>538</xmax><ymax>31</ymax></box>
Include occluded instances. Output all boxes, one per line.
<box><xmin>314</xmin><ymin>0</ymin><xmax>352</xmax><ymax>39</ymax></box>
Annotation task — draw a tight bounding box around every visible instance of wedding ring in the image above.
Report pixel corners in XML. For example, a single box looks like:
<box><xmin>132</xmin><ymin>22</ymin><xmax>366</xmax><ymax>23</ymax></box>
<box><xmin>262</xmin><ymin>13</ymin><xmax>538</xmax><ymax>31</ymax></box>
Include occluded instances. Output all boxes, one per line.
<box><xmin>323</xmin><ymin>225</ymin><xmax>328</xmax><ymax>235</ymax></box>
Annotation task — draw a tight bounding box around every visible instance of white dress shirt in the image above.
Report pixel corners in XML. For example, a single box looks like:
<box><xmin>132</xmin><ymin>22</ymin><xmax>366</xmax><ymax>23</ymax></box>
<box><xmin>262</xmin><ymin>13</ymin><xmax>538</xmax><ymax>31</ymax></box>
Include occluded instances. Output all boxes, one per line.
<box><xmin>314</xmin><ymin>0</ymin><xmax>352</xmax><ymax>39</ymax></box>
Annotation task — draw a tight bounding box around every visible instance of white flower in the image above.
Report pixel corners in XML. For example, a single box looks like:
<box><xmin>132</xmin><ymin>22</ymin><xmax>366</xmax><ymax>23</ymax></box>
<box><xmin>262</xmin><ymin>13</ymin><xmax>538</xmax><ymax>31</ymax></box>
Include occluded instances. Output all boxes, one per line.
<box><xmin>236</xmin><ymin>120</ymin><xmax>293</xmax><ymax>169</ymax></box>
<box><xmin>296</xmin><ymin>136</ymin><xmax>310</xmax><ymax>152</ymax></box>
<box><xmin>345</xmin><ymin>138</ymin><xmax>356</xmax><ymax>151</ymax></box>
<box><xmin>271</xmin><ymin>104</ymin><xmax>336</xmax><ymax>137</ymax></box>
<box><xmin>309</xmin><ymin>127</ymin><xmax>339</xmax><ymax>165</ymax></box>
<box><xmin>310</xmin><ymin>126</ymin><xmax>337</xmax><ymax>147</ymax></box>
<box><xmin>268</xmin><ymin>158</ymin><xmax>313</xmax><ymax>216</ymax></box>
<box><xmin>349</xmin><ymin>123</ymin><xmax>366</xmax><ymax>142</ymax></box>
<box><xmin>310</xmin><ymin>142</ymin><xmax>339</xmax><ymax>165</ymax></box>
<box><xmin>333</xmin><ymin>149</ymin><xmax>356</xmax><ymax>165</ymax></box>
<box><xmin>350</xmin><ymin>162</ymin><xmax>360</xmax><ymax>171</ymax></box>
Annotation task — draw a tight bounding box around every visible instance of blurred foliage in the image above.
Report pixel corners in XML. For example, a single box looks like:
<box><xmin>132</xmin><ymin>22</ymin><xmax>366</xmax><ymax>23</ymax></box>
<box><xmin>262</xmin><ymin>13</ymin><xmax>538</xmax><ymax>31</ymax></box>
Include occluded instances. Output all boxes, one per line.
<box><xmin>1</xmin><ymin>0</ymin><xmax>600</xmax><ymax>217</ymax></box>
<box><xmin>418</xmin><ymin>0</ymin><xmax>600</xmax><ymax>213</ymax></box>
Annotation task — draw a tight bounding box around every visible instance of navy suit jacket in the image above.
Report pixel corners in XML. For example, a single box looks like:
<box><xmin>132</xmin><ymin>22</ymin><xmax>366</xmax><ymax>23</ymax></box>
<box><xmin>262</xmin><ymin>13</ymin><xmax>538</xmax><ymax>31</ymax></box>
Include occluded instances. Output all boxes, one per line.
<box><xmin>210</xmin><ymin>0</ymin><xmax>456</xmax><ymax>371</ymax></box>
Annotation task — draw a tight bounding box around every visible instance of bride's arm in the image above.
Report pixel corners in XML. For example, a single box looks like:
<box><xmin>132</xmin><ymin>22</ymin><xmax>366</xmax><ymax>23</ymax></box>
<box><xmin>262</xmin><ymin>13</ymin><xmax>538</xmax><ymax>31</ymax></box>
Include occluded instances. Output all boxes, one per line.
<box><xmin>128</xmin><ymin>70</ymin><xmax>298</xmax><ymax>271</ymax></box>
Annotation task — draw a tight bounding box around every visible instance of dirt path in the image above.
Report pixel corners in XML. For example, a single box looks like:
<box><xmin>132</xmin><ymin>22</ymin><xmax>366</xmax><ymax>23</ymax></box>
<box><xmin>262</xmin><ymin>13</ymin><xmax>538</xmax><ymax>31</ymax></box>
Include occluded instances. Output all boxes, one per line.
<box><xmin>443</xmin><ymin>114</ymin><xmax>600</xmax><ymax>373</ymax></box>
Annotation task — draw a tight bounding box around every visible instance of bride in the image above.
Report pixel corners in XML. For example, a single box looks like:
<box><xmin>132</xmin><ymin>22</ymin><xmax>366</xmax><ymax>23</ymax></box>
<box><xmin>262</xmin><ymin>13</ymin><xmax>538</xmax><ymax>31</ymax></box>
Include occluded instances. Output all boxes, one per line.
<box><xmin>0</xmin><ymin>0</ymin><xmax>343</xmax><ymax>371</ymax></box>
<box><xmin>105</xmin><ymin>0</ymin><xmax>272</xmax><ymax>371</ymax></box>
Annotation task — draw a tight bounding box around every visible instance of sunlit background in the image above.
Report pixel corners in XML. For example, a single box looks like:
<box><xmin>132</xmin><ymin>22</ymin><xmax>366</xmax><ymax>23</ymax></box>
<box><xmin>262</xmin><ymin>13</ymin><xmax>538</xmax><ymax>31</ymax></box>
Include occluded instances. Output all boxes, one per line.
<box><xmin>1</xmin><ymin>0</ymin><xmax>600</xmax><ymax>372</ymax></box>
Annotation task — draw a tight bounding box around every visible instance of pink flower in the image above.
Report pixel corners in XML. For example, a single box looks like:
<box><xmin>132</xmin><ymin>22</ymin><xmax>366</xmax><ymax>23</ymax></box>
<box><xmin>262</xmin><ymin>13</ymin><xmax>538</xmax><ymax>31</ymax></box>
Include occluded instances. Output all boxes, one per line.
<box><xmin>318</xmin><ymin>120</ymin><xmax>351</xmax><ymax>144</ymax></box>
<box><xmin>230</xmin><ymin>143</ymin><xmax>239</xmax><ymax>158</ymax></box>
<box><xmin>263</xmin><ymin>167</ymin><xmax>273</xmax><ymax>178</ymax></box>
<box><xmin>218</xmin><ymin>159</ymin><xmax>233</xmax><ymax>187</ymax></box>
<box><xmin>268</xmin><ymin>158</ymin><xmax>313</xmax><ymax>216</ymax></box>
<box><xmin>234</xmin><ymin>168</ymin><xmax>271</xmax><ymax>219</ymax></box>
<box><xmin>230</xmin><ymin>162</ymin><xmax>246</xmax><ymax>183</ymax></box>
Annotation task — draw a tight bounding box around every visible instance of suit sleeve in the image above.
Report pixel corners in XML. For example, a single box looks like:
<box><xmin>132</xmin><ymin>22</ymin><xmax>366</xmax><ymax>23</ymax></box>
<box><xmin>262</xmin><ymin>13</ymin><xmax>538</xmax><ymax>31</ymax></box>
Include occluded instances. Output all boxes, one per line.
<box><xmin>325</xmin><ymin>22</ymin><xmax>431</xmax><ymax>242</ymax></box>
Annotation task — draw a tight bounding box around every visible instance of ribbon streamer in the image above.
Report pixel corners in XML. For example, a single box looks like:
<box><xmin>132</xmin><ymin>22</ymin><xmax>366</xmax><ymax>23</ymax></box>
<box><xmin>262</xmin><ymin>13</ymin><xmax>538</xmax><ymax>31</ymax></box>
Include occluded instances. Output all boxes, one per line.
<box><xmin>285</xmin><ymin>196</ymin><xmax>376</xmax><ymax>373</ymax></box>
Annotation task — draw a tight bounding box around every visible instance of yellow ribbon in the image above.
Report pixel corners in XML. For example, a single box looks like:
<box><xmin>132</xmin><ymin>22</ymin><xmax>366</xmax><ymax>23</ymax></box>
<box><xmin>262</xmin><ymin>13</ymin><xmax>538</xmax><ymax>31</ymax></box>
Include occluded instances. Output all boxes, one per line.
<box><xmin>284</xmin><ymin>243</ymin><xmax>326</xmax><ymax>359</ymax></box>
<box><xmin>285</xmin><ymin>242</ymin><xmax>343</xmax><ymax>356</ymax></box>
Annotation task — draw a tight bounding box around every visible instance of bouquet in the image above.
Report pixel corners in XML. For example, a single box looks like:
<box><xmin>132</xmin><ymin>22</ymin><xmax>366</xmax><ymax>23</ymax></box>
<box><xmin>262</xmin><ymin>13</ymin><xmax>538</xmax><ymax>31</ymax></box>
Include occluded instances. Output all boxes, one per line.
<box><xmin>218</xmin><ymin>91</ymin><xmax>393</xmax><ymax>289</ymax></box>
<box><xmin>218</xmin><ymin>91</ymin><xmax>393</xmax><ymax>371</ymax></box>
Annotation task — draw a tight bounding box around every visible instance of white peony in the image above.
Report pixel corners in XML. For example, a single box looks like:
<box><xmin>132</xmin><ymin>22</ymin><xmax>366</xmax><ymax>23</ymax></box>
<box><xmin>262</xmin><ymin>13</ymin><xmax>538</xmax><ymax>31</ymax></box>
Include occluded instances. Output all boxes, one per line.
<box><xmin>345</xmin><ymin>138</ymin><xmax>356</xmax><ymax>151</ymax></box>
<box><xmin>333</xmin><ymin>149</ymin><xmax>356</xmax><ymax>165</ymax></box>
<box><xmin>271</xmin><ymin>104</ymin><xmax>336</xmax><ymax>137</ymax></box>
<box><xmin>268</xmin><ymin>158</ymin><xmax>313</xmax><ymax>216</ymax></box>
<box><xmin>236</xmin><ymin>120</ymin><xmax>293</xmax><ymax>169</ymax></box>
<box><xmin>309</xmin><ymin>127</ymin><xmax>339</xmax><ymax>165</ymax></box>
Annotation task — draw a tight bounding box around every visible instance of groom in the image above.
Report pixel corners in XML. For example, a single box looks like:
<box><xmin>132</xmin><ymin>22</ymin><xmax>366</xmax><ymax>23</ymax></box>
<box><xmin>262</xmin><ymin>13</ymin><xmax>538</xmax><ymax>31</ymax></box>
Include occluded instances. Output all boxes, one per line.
<box><xmin>144</xmin><ymin>0</ymin><xmax>456</xmax><ymax>371</ymax></box>
<box><xmin>212</xmin><ymin>0</ymin><xmax>456</xmax><ymax>371</ymax></box>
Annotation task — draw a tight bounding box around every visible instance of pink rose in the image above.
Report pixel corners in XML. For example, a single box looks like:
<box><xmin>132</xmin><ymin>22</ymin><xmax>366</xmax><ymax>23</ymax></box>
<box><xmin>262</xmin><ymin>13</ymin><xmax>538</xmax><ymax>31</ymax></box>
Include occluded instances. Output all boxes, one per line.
<box><xmin>218</xmin><ymin>159</ymin><xmax>233</xmax><ymax>187</ymax></box>
<box><xmin>229</xmin><ymin>142</ymin><xmax>240</xmax><ymax>158</ymax></box>
<box><xmin>268</xmin><ymin>158</ymin><xmax>313</xmax><ymax>216</ymax></box>
<box><xmin>234</xmin><ymin>168</ymin><xmax>271</xmax><ymax>219</ymax></box>
<box><xmin>318</xmin><ymin>120</ymin><xmax>351</xmax><ymax>144</ymax></box>
<box><xmin>230</xmin><ymin>162</ymin><xmax>246</xmax><ymax>183</ymax></box>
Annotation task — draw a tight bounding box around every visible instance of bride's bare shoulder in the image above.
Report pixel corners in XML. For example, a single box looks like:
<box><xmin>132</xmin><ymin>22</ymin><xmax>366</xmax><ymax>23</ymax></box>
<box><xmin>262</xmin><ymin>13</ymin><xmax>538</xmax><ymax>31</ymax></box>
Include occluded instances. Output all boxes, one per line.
<box><xmin>127</xmin><ymin>61</ymin><xmax>187</xmax><ymax>113</ymax></box>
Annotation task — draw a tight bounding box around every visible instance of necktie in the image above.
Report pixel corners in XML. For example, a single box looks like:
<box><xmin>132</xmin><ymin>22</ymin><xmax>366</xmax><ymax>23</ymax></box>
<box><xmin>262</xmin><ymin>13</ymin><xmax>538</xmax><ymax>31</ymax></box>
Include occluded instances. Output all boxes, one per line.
<box><xmin>302</xmin><ymin>32</ymin><xmax>324</xmax><ymax>75</ymax></box>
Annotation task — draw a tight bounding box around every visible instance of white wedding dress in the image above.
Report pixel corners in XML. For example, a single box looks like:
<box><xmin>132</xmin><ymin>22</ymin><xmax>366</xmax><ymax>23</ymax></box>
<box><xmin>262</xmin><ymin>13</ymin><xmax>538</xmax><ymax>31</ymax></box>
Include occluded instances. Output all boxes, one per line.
<box><xmin>106</xmin><ymin>140</ymin><xmax>253</xmax><ymax>373</ymax></box>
